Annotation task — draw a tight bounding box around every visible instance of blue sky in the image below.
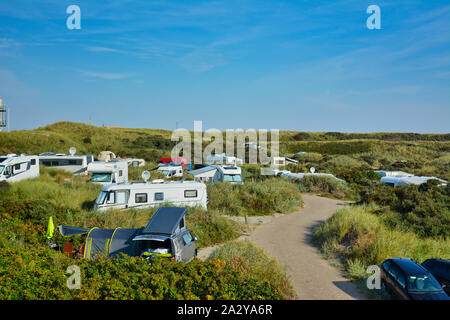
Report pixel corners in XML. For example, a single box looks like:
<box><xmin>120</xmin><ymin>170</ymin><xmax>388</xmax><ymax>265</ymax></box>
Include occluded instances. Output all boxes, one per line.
<box><xmin>0</xmin><ymin>0</ymin><xmax>449</xmax><ymax>132</ymax></box>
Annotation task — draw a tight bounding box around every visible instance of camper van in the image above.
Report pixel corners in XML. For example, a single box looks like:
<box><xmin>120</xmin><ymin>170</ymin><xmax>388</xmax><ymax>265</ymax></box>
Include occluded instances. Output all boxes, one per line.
<box><xmin>381</xmin><ymin>176</ymin><xmax>447</xmax><ymax>188</ymax></box>
<box><xmin>39</xmin><ymin>153</ymin><xmax>94</xmax><ymax>175</ymax></box>
<box><xmin>94</xmin><ymin>180</ymin><xmax>207</xmax><ymax>211</ymax></box>
<box><xmin>159</xmin><ymin>157</ymin><xmax>191</xmax><ymax>170</ymax></box>
<box><xmin>58</xmin><ymin>207</ymin><xmax>198</xmax><ymax>263</ymax></box>
<box><xmin>157</xmin><ymin>164</ymin><xmax>184</xmax><ymax>178</ymax></box>
<box><xmin>87</xmin><ymin>159</ymin><xmax>128</xmax><ymax>185</ymax></box>
<box><xmin>0</xmin><ymin>154</ymin><xmax>39</xmax><ymax>182</ymax></box>
<box><xmin>212</xmin><ymin>165</ymin><xmax>243</xmax><ymax>184</ymax></box>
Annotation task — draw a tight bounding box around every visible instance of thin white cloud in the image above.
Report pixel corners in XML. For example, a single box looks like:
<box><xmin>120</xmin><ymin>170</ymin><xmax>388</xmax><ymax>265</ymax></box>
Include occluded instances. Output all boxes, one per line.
<box><xmin>79</xmin><ymin>70</ymin><xmax>133</xmax><ymax>80</ymax></box>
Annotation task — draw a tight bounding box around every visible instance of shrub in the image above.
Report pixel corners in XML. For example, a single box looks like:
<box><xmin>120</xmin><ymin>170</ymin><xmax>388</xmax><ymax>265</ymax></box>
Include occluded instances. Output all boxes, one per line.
<box><xmin>209</xmin><ymin>240</ymin><xmax>296</xmax><ymax>299</ymax></box>
<box><xmin>360</xmin><ymin>183</ymin><xmax>450</xmax><ymax>238</ymax></box>
<box><xmin>0</xmin><ymin>246</ymin><xmax>284</xmax><ymax>300</ymax></box>
<box><xmin>312</xmin><ymin>205</ymin><xmax>450</xmax><ymax>279</ymax></box>
<box><xmin>207</xmin><ymin>179</ymin><xmax>303</xmax><ymax>216</ymax></box>
<box><xmin>292</xmin><ymin>175</ymin><xmax>353</xmax><ymax>200</ymax></box>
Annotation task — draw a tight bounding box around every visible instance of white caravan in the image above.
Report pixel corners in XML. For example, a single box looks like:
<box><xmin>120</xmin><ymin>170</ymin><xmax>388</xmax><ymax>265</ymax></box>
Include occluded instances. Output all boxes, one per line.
<box><xmin>94</xmin><ymin>180</ymin><xmax>207</xmax><ymax>211</ymax></box>
<box><xmin>212</xmin><ymin>165</ymin><xmax>243</xmax><ymax>184</ymax></box>
<box><xmin>87</xmin><ymin>159</ymin><xmax>128</xmax><ymax>185</ymax></box>
<box><xmin>381</xmin><ymin>176</ymin><xmax>447</xmax><ymax>188</ymax></box>
<box><xmin>39</xmin><ymin>153</ymin><xmax>94</xmax><ymax>175</ymax></box>
<box><xmin>157</xmin><ymin>164</ymin><xmax>184</xmax><ymax>178</ymax></box>
<box><xmin>0</xmin><ymin>154</ymin><xmax>39</xmax><ymax>182</ymax></box>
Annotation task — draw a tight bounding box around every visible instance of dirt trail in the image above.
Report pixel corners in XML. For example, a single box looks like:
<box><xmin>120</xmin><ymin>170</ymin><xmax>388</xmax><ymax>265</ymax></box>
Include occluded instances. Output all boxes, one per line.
<box><xmin>249</xmin><ymin>194</ymin><xmax>365</xmax><ymax>300</ymax></box>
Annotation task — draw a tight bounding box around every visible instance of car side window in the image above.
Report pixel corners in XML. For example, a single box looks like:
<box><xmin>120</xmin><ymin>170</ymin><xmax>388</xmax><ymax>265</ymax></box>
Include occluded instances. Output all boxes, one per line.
<box><xmin>382</xmin><ymin>261</ymin><xmax>393</xmax><ymax>275</ymax></box>
<box><xmin>445</xmin><ymin>265</ymin><xmax>450</xmax><ymax>279</ymax></box>
<box><xmin>396</xmin><ymin>271</ymin><xmax>406</xmax><ymax>288</ymax></box>
<box><xmin>424</xmin><ymin>261</ymin><xmax>436</xmax><ymax>273</ymax></box>
<box><xmin>182</xmin><ymin>233</ymin><xmax>192</xmax><ymax>245</ymax></box>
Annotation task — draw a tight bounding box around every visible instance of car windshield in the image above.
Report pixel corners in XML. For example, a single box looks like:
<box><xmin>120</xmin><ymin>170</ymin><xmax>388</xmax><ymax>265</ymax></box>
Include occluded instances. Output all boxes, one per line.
<box><xmin>223</xmin><ymin>174</ymin><xmax>242</xmax><ymax>182</ymax></box>
<box><xmin>408</xmin><ymin>275</ymin><xmax>442</xmax><ymax>292</ymax></box>
<box><xmin>0</xmin><ymin>165</ymin><xmax>3</xmax><ymax>174</ymax></box>
<box><xmin>91</xmin><ymin>173</ymin><xmax>112</xmax><ymax>182</ymax></box>
<box><xmin>97</xmin><ymin>191</ymin><xmax>108</xmax><ymax>204</ymax></box>
<box><xmin>160</xmin><ymin>170</ymin><xmax>169</xmax><ymax>176</ymax></box>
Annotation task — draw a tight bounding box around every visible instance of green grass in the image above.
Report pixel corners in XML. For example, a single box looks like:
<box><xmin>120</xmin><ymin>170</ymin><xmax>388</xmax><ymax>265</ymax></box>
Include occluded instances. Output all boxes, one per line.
<box><xmin>208</xmin><ymin>240</ymin><xmax>296</xmax><ymax>299</ymax></box>
<box><xmin>207</xmin><ymin>178</ymin><xmax>303</xmax><ymax>216</ymax></box>
<box><xmin>313</xmin><ymin>204</ymin><xmax>450</xmax><ymax>273</ymax></box>
<box><xmin>312</xmin><ymin>204</ymin><xmax>450</xmax><ymax>299</ymax></box>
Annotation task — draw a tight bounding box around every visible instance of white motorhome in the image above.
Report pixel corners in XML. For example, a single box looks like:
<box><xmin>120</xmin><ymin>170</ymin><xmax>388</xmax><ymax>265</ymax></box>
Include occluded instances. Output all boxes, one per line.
<box><xmin>380</xmin><ymin>176</ymin><xmax>447</xmax><ymax>188</ymax></box>
<box><xmin>39</xmin><ymin>153</ymin><xmax>94</xmax><ymax>175</ymax></box>
<box><xmin>213</xmin><ymin>165</ymin><xmax>243</xmax><ymax>184</ymax></box>
<box><xmin>87</xmin><ymin>159</ymin><xmax>128</xmax><ymax>185</ymax></box>
<box><xmin>157</xmin><ymin>164</ymin><xmax>184</xmax><ymax>178</ymax></box>
<box><xmin>374</xmin><ymin>170</ymin><xmax>414</xmax><ymax>178</ymax></box>
<box><xmin>94</xmin><ymin>180</ymin><xmax>207</xmax><ymax>211</ymax></box>
<box><xmin>0</xmin><ymin>154</ymin><xmax>39</xmax><ymax>182</ymax></box>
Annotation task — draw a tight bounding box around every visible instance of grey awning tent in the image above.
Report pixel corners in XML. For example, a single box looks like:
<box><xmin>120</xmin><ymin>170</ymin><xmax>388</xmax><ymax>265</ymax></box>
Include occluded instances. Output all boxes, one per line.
<box><xmin>58</xmin><ymin>207</ymin><xmax>188</xmax><ymax>259</ymax></box>
<box><xmin>142</xmin><ymin>207</ymin><xmax>187</xmax><ymax>236</ymax></box>
<box><xmin>84</xmin><ymin>228</ymin><xmax>116</xmax><ymax>259</ymax></box>
<box><xmin>108</xmin><ymin>228</ymin><xmax>143</xmax><ymax>258</ymax></box>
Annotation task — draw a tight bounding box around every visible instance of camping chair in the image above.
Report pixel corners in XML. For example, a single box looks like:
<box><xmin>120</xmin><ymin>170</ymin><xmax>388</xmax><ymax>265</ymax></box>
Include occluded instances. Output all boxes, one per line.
<box><xmin>75</xmin><ymin>243</ymin><xmax>86</xmax><ymax>259</ymax></box>
<box><xmin>62</xmin><ymin>242</ymin><xmax>76</xmax><ymax>258</ymax></box>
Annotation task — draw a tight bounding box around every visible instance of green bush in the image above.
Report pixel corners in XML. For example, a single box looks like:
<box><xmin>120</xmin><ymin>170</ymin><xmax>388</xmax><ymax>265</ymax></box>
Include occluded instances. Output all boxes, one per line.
<box><xmin>292</xmin><ymin>175</ymin><xmax>354</xmax><ymax>200</ymax></box>
<box><xmin>360</xmin><ymin>183</ymin><xmax>450</xmax><ymax>238</ymax></box>
<box><xmin>312</xmin><ymin>205</ymin><xmax>450</xmax><ymax>279</ymax></box>
<box><xmin>209</xmin><ymin>240</ymin><xmax>296</xmax><ymax>299</ymax></box>
<box><xmin>207</xmin><ymin>178</ymin><xmax>303</xmax><ymax>215</ymax></box>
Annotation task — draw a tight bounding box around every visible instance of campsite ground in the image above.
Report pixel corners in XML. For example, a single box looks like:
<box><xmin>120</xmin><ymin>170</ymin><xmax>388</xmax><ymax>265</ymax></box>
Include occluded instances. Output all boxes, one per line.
<box><xmin>199</xmin><ymin>194</ymin><xmax>365</xmax><ymax>300</ymax></box>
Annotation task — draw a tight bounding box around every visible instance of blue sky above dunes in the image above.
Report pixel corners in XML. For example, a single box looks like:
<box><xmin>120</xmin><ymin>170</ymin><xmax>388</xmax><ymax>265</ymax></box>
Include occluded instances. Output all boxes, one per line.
<box><xmin>0</xmin><ymin>0</ymin><xmax>449</xmax><ymax>132</ymax></box>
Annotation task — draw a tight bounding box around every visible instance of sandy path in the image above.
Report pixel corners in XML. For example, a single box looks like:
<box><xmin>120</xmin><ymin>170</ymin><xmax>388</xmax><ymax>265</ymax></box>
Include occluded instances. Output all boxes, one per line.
<box><xmin>249</xmin><ymin>194</ymin><xmax>365</xmax><ymax>300</ymax></box>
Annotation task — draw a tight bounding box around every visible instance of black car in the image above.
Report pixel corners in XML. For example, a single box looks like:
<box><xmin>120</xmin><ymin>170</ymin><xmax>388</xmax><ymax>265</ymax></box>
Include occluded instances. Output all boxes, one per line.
<box><xmin>380</xmin><ymin>258</ymin><xmax>449</xmax><ymax>300</ymax></box>
<box><xmin>422</xmin><ymin>259</ymin><xmax>450</xmax><ymax>295</ymax></box>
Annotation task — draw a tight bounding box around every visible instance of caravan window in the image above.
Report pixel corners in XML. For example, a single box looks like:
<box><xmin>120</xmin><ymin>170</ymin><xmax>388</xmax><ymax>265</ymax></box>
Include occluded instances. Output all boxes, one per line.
<box><xmin>106</xmin><ymin>192</ymin><xmax>116</xmax><ymax>204</ymax></box>
<box><xmin>184</xmin><ymin>190</ymin><xmax>197</xmax><ymax>198</ymax></box>
<box><xmin>97</xmin><ymin>192</ymin><xmax>108</xmax><ymax>204</ymax></box>
<box><xmin>91</xmin><ymin>173</ymin><xmax>112</xmax><ymax>182</ymax></box>
<box><xmin>30</xmin><ymin>159</ymin><xmax>36</xmax><ymax>165</ymax></box>
<box><xmin>68</xmin><ymin>159</ymin><xmax>81</xmax><ymax>165</ymax></box>
<box><xmin>223</xmin><ymin>174</ymin><xmax>243</xmax><ymax>182</ymax></box>
<box><xmin>14</xmin><ymin>164</ymin><xmax>21</xmax><ymax>170</ymax></box>
<box><xmin>135</xmin><ymin>193</ymin><xmax>148</xmax><ymax>203</ymax></box>
<box><xmin>154</xmin><ymin>192</ymin><xmax>164</xmax><ymax>201</ymax></box>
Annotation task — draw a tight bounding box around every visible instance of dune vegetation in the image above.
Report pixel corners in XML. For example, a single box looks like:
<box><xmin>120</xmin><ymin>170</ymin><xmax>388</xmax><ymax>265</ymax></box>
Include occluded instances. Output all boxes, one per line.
<box><xmin>0</xmin><ymin>121</ymin><xmax>449</xmax><ymax>300</ymax></box>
